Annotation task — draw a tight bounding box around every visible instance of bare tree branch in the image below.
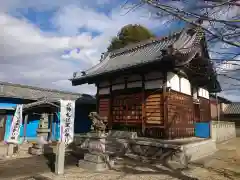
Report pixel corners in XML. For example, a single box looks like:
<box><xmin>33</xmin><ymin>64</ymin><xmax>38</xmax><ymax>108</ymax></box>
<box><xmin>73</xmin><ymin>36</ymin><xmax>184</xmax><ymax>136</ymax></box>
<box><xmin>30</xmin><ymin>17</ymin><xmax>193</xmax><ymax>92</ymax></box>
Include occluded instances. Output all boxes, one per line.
<box><xmin>141</xmin><ymin>0</ymin><xmax>240</xmax><ymax>47</ymax></box>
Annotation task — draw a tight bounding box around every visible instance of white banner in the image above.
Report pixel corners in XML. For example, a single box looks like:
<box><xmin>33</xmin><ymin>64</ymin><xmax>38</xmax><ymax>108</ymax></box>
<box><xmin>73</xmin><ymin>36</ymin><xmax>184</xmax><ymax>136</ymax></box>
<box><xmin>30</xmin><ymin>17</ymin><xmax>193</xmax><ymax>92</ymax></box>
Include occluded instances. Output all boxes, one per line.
<box><xmin>60</xmin><ymin>100</ymin><xmax>75</xmax><ymax>145</ymax></box>
<box><xmin>7</xmin><ymin>104</ymin><xmax>23</xmax><ymax>144</ymax></box>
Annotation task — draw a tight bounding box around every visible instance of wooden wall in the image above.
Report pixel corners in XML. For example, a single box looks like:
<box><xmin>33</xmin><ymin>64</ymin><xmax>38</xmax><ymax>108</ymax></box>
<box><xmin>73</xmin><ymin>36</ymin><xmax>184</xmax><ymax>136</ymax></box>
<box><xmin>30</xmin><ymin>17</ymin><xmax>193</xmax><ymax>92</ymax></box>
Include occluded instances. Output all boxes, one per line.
<box><xmin>145</xmin><ymin>91</ymin><xmax>164</xmax><ymax>125</ymax></box>
<box><xmin>98</xmin><ymin>97</ymin><xmax>110</xmax><ymax>123</ymax></box>
<box><xmin>96</xmin><ymin>71</ymin><xmax>211</xmax><ymax>139</ymax></box>
<box><xmin>199</xmin><ymin>97</ymin><xmax>211</xmax><ymax>122</ymax></box>
<box><xmin>167</xmin><ymin>91</ymin><xmax>194</xmax><ymax>138</ymax></box>
<box><xmin>112</xmin><ymin>93</ymin><xmax>142</xmax><ymax>124</ymax></box>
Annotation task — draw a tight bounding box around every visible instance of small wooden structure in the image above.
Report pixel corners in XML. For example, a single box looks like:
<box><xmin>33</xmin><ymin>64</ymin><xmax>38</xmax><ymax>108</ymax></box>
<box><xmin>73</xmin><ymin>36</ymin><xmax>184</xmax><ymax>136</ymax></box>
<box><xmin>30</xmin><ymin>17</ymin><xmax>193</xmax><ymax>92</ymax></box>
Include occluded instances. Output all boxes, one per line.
<box><xmin>21</xmin><ymin>98</ymin><xmax>60</xmax><ymax>142</ymax></box>
<box><xmin>0</xmin><ymin>81</ymin><xmax>86</xmax><ymax>142</ymax></box>
<box><xmin>71</xmin><ymin>25</ymin><xmax>221</xmax><ymax>139</ymax></box>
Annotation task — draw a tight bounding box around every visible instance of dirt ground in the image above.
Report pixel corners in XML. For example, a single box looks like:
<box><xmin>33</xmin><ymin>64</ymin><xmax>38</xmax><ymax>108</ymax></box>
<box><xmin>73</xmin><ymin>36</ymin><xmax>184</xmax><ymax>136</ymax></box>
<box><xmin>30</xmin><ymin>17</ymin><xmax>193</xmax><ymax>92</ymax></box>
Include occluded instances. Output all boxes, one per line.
<box><xmin>0</xmin><ymin>138</ymin><xmax>240</xmax><ymax>180</ymax></box>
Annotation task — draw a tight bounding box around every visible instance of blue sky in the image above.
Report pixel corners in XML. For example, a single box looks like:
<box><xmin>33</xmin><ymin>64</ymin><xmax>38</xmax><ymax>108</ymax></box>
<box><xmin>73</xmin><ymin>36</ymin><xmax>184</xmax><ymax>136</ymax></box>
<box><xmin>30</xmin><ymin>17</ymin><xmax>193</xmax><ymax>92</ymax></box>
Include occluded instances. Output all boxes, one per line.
<box><xmin>0</xmin><ymin>0</ymin><xmax>182</xmax><ymax>94</ymax></box>
<box><xmin>0</xmin><ymin>0</ymin><xmax>239</xmax><ymax>100</ymax></box>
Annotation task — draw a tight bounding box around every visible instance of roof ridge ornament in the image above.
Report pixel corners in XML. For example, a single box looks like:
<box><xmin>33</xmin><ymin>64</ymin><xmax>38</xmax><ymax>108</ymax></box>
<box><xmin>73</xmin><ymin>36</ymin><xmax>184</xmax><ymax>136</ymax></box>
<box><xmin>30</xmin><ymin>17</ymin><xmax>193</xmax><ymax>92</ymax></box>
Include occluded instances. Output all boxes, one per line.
<box><xmin>81</xmin><ymin>71</ymin><xmax>86</xmax><ymax>76</ymax></box>
<box><xmin>73</xmin><ymin>72</ymin><xmax>77</xmax><ymax>78</ymax></box>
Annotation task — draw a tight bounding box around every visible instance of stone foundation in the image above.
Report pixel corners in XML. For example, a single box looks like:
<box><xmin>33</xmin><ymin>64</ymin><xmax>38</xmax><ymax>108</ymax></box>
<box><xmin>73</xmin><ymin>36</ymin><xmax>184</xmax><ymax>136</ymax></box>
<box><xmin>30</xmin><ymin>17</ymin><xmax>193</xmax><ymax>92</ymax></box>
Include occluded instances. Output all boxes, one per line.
<box><xmin>78</xmin><ymin>152</ymin><xmax>114</xmax><ymax>171</ymax></box>
<box><xmin>78</xmin><ymin>132</ymin><xmax>114</xmax><ymax>171</ymax></box>
<box><xmin>180</xmin><ymin>139</ymin><xmax>217</xmax><ymax>162</ymax></box>
<box><xmin>75</xmin><ymin>131</ymin><xmax>218</xmax><ymax>170</ymax></box>
<box><xmin>29</xmin><ymin>144</ymin><xmax>44</xmax><ymax>155</ymax></box>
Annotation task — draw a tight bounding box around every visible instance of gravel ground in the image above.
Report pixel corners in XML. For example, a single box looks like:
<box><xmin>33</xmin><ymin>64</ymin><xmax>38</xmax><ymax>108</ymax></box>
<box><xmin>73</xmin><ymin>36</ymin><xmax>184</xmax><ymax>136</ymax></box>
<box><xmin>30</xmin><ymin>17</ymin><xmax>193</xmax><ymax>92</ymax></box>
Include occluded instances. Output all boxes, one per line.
<box><xmin>0</xmin><ymin>138</ymin><xmax>240</xmax><ymax>180</ymax></box>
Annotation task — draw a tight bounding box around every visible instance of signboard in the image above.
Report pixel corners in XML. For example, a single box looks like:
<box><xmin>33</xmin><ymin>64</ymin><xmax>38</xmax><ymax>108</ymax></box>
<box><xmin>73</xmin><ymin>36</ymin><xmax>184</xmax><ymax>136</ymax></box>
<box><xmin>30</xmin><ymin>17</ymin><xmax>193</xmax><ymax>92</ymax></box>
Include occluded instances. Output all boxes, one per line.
<box><xmin>7</xmin><ymin>104</ymin><xmax>23</xmax><ymax>144</ymax></box>
<box><xmin>60</xmin><ymin>100</ymin><xmax>75</xmax><ymax>145</ymax></box>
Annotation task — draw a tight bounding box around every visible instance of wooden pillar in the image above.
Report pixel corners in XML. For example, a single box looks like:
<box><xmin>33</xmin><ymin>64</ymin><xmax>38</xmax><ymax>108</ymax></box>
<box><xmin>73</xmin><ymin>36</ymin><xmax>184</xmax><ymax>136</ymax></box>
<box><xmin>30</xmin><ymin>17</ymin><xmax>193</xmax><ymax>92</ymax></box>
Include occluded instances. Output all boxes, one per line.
<box><xmin>96</xmin><ymin>83</ymin><xmax>99</xmax><ymax>113</ymax></box>
<box><xmin>163</xmin><ymin>72</ymin><xmax>169</xmax><ymax>139</ymax></box>
<box><xmin>141</xmin><ymin>74</ymin><xmax>146</xmax><ymax>135</ymax></box>
<box><xmin>108</xmin><ymin>79</ymin><xmax>113</xmax><ymax>129</ymax></box>
<box><xmin>23</xmin><ymin>114</ymin><xmax>28</xmax><ymax>142</ymax></box>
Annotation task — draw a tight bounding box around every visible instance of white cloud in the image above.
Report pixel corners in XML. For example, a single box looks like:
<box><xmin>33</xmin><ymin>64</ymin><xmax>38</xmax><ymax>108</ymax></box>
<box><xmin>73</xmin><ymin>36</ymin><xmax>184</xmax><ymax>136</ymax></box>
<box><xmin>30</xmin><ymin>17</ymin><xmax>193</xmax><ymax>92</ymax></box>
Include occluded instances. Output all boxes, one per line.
<box><xmin>1</xmin><ymin>13</ymin><xmax>93</xmax><ymax>57</ymax></box>
<box><xmin>55</xmin><ymin>4</ymin><xmax>168</xmax><ymax>64</ymax></box>
<box><xmin>1</xmin><ymin>1</ymin><xmax>168</xmax><ymax>95</ymax></box>
<box><xmin>2</xmin><ymin>0</ymin><xmax>238</xmax><ymax>102</ymax></box>
<box><xmin>0</xmin><ymin>11</ymin><xmax>93</xmax><ymax>93</ymax></box>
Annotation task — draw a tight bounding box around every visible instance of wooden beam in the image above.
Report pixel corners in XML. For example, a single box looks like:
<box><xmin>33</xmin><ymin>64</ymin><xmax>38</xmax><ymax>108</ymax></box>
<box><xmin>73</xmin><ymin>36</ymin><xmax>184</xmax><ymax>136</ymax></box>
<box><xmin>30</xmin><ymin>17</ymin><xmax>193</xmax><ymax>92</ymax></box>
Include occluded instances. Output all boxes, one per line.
<box><xmin>141</xmin><ymin>74</ymin><xmax>146</xmax><ymax>135</ymax></box>
<box><xmin>163</xmin><ymin>72</ymin><xmax>169</xmax><ymax>139</ymax></box>
<box><xmin>108</xmin><ymin>79</ymin><xmax>113</xmax><ymax>129</ymax></box>
<box><xmin>96</xmin><ymin>83</ymin><xmax>99</xmax><ymax>113</ymax></box>
<box><xmin>124</xmin><ymin>76</ymin><xmax>127</xmax><ymax>89</ymax></box>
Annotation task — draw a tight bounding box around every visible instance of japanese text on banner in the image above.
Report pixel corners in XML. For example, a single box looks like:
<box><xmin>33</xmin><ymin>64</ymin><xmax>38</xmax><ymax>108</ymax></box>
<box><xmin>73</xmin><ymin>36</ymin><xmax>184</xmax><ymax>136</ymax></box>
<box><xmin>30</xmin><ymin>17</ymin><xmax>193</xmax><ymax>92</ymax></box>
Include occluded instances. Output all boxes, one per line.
<box><xmin>60</xmin><ymin>100</ymin><xmax>75</xmax><ymax>145</ymax></box>
<box><xmin>7</xmin><ymin>104</ymin><xmax>23</xmax><ymax>144</ymax></box>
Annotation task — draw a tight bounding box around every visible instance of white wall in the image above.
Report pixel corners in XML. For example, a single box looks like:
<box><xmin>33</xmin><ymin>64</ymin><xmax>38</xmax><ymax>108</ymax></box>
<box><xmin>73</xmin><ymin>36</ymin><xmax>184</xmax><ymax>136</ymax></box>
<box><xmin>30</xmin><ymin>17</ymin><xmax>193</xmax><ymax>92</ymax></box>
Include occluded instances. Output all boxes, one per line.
<box><xmin>198</xmin><ymin>88</ymin><xmax>209</xmax><ymax>99</ymax></box>
<box><xmin>211</xmin><ymin>121</ymin><xmax>236</xmax><ymax>142</ymax></box>
<box><xmin>167</xmin><ymin>72</ymin><xmax>191</xmax><ymax>95</ymax></box>
<box><xmin>98</xmin><ymin>72</ymin><xmax>194</xmax><ymax>95</ymax></box>
<box><xmin>112</xmin><ymin>83</ymin><xmax>125</xmax><ymax>90</ymax></box>
<box><xmin>99</xmin><ymin>87</ymin><xmax>110</xmax><ymax>95</ymax></box>
<box><xmin>167</xmin><ymin>72</ymin><xmax>180</xmax><ymax>91</ymax></box>
<box><xmin>180</xmin><ymin>77</ymin><xmax>191</xmax><ymax>95</ymax></box>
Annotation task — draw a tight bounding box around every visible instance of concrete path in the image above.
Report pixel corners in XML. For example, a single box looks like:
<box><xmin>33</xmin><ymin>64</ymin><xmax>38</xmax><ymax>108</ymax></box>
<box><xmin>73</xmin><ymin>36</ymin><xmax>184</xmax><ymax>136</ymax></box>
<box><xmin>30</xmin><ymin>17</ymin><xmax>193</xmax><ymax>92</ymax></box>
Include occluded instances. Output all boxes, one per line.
<box><xmin>191</xmin><ymin>137</ymin><xmax>240</xmax><ymax>179</ymax></box>
<box><xmin>1</xmin><ymin>138</ymin><xmax>240</xmax><ymax>180</ymax></box>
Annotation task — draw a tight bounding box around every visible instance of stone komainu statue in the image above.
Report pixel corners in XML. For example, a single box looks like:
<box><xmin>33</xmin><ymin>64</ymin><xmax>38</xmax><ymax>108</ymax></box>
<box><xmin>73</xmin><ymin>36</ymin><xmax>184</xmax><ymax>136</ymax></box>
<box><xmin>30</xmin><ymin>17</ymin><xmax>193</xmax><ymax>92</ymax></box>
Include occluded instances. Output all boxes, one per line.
<box><xmin>89</xmin><ymin>112</ymin><xmax>106</xmax><ymax>133</ymax></box>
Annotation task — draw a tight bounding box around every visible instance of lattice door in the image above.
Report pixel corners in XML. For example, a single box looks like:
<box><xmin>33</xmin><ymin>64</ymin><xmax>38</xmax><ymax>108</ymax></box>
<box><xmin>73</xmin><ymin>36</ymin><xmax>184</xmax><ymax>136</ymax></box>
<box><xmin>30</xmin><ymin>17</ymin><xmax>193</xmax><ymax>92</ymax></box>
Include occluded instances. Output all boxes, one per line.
<box><xmin>112</xmin><ymin>93</ymin><xmax>142</xmax><ymax>124</ymax></box>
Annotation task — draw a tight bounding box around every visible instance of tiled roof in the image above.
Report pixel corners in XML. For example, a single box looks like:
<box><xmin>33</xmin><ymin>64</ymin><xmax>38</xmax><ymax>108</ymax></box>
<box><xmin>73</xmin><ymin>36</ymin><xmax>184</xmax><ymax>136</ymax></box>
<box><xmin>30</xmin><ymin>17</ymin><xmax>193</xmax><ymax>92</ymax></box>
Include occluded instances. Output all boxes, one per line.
<box><xmin>72</xmin><ymin>26</ymin><xmax>204</xmax><ymax>84</ymax></box>
<box><xmin>223</xmin><ymin>103</ymin><xmax>240</xmax><ymax>115</ymax></box>
<box><xmin>0</xmin><ymin>81</ymin><xmax>94</xmax><ymax>101</ymax></box>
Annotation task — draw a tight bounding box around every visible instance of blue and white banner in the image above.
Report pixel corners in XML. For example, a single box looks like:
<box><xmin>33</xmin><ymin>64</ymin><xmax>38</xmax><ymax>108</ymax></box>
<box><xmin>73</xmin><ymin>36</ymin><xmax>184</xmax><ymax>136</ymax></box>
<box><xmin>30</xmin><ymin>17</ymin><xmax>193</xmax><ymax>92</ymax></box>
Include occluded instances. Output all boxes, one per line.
<box><xmin>7</xmin><ymin>104</ymin><xmax>23</xmax><ymax>144</ymax></box>
<box><xmin>60</xmin><ymin>100</ymin><xmax>75</xmax><ymax>145</ymax></box>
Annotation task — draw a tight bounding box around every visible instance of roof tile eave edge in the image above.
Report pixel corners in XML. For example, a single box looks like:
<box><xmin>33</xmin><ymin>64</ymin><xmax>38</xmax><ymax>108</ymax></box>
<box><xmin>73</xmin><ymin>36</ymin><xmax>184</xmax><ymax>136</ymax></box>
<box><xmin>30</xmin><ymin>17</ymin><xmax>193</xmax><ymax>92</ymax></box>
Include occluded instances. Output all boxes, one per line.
<box><xmin>0</xmin><ymin>81</ymin><xmax>82</xmax><ymax>96</ymax></box>
<box><xmin>74</xmin><ymin>53</ymin><xmax>112</xmax><ymax>80</ymax></box>
<box><xmin>73</xmin><ymin>57</ymin><xmax>166</xmax><ymax>82</ymax></box>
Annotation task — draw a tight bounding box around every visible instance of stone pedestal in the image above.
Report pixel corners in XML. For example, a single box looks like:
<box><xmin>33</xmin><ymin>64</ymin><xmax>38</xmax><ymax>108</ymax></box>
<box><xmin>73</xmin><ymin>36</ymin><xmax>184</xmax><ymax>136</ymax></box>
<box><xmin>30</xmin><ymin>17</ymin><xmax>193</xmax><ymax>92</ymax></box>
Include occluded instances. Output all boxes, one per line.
<box><xmin>6</xmin><ymin>143</ymin><xmax>14</xmax><ymax>157</ymax></box>
<box><xmin>29</xmin><ymin>143</ymin><xmax>44</xmax><ymax>155</ymax></box>
<box><xmin>78</xmin><ymin>132</ymin><xmax>113</xmax><ymax>171</ymax></box>
<box><xmin>29</xmin><ymin>113</ymin><xmax>50</xmax><ymax>155</ymax></box>
<box><xmin>78</xmin><ymin>152</ymin><xmax>113</xmax><ymax>171</ymax></box>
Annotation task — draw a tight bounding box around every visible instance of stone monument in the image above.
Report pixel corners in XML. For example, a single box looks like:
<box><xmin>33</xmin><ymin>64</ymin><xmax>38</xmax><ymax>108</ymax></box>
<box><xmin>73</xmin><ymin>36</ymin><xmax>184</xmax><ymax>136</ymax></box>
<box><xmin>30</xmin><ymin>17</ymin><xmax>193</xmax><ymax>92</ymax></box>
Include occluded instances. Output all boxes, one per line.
<box><xmin>78</xmin><ymin>112</ymin><xmax>113</xmax><ymax>171</ymax></box>
<box><xmin>29</xmin><ymin>113</ymin><xmax>50</xmax><ymax>155</ymax></box>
